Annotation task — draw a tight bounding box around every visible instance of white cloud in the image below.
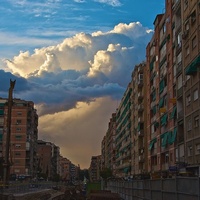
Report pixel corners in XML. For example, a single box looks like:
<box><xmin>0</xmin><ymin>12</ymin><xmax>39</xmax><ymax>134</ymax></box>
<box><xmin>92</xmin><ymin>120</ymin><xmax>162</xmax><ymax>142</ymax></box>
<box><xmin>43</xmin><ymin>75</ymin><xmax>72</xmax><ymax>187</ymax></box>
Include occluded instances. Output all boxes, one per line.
<box><xmin>94</xmin><ymin>0</ymin><xmax>122</xmax><ymax>7</ymax></box>
<box><xmin>2</xmin><ymin>22</ymin><xmax>152</xmax><ymax>168</ymax></box>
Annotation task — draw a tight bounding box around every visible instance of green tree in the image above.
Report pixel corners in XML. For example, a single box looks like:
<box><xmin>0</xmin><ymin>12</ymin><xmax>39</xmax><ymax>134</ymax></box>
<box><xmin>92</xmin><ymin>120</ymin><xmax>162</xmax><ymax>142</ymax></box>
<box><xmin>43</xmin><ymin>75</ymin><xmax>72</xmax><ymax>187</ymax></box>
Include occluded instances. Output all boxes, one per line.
<box><xmin>100</xmin><ymin>168</ymin><xmax>112</xmax><ymax>179</ymax></box>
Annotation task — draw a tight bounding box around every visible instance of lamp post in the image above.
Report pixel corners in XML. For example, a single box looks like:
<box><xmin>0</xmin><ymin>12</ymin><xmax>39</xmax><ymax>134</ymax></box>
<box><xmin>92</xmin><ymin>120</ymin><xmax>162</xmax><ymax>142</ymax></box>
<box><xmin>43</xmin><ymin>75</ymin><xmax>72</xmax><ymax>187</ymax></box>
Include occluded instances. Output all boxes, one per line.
<box><xmin>3</xmin><ymin>80</ymin><xmax>16</xmax><ymax>188</ymax></box>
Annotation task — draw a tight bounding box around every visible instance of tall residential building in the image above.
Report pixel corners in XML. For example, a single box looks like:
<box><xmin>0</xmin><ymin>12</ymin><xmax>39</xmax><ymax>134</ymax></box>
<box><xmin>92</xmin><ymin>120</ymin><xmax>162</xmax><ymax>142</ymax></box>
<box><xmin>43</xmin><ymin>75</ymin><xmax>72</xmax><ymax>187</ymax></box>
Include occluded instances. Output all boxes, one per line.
<box><xmin>51</xmin><ymin>143</ymin><xmax>60</xmax><ymax>179</ymax></box>
<box><xmin>181</xmin><ymin>0</ymin><xmax>200</xmax><ymax>175</ymax></box>
<box><xmin>131</xmin><ymin>62</ymin><xmax>147</xmax><ymax>177</ymax></box>
<box><xmin>146</xmin><ymin>0</ymin><xmax>177</xmax><ymax>178</ymax></box>
<box><xmin>37</xmin><ymin>140</ymin><xmax>52</xmax><ymax>179</ymax></box>
<box><xmin>101</xmin><ymin>136</ymin><xmax>106</xmax><ymax>170</ymax></box>
<box><xmin>59</xmin><ymin>156</ymin><xmax>71</xmax><ymax>182</ymax></box>
<box><xmin>89</xmin><ymin>155</ymin><xmax>101</xmax><ymax>182</ymax></box>
<box><xmin>104</xmin><ymin>113</ymin><xmax>116</xmax><ymax>174</ymax></box>
<box><xmin>2</xmin><ymin>98</ymin><xmax>38</xmax><ymax>177</ymax></box>
<box><xmin>115</xmin><ymin>84</ymin><xmax>132</xmax><ymax>177</ymax></box>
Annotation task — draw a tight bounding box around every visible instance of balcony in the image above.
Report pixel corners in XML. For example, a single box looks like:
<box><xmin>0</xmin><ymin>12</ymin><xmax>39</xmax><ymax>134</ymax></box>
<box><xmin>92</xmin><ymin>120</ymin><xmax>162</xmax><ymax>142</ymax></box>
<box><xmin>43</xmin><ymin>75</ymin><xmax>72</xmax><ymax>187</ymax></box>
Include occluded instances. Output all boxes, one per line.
<box><xmin>138</xmin><ymin>79</ymin><xmax>143</xmax><ymax>87</ymax></box>
<box><xmin>138</xmin><ymin>92</ymin><xmax>143</xmax><ymax>100</ymax></box>
<box><xmin>138</xmin><ymin>65</ymin><xmax>143</xmax><ymax>73</ymax></box>
<box><xmin>138</xmin><ymin>130</ymin><xmax>144</xmax><ymax>137</ymax></box>
<box><xmin>138</xmin><ymin>155</ymin><xmax>144</xmax><ymax>162</ymax></box>
<box><xmin>138</xmin><ymin>104</ymin><xmax>144</xmax><ymax>112</ymax></box>
<box><xmin>172</xmin><ymin>0</ymin><xmax>181</xmax><ymax>13</ymax></box>
<box><xmin>138</xmin><ymin>117</ymin><xmax>143</xmax><ymax>123</ymax></box>
<box><xmin>177</xmin><ymin>87</ymin><xmax>183</xmax><ymax>98</ymax></box>
<box><xmin>177</xmin><ymin>110</ymin><xmax>184</xmax><ymax>121</ymax></box>
<box><xmin>176</xmin><ymin>61</ymin><xmax>182</xmax><ymax>75</ymax></box>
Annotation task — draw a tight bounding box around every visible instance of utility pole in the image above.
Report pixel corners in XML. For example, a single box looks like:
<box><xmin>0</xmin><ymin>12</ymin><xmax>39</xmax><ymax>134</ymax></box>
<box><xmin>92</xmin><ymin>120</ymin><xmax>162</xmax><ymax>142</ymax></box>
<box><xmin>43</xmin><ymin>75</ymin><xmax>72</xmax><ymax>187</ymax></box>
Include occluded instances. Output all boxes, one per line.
<box><xmin>3</xmin><ymin>79</ymin><xmax>16</xmax><ymax>188</ymax></box>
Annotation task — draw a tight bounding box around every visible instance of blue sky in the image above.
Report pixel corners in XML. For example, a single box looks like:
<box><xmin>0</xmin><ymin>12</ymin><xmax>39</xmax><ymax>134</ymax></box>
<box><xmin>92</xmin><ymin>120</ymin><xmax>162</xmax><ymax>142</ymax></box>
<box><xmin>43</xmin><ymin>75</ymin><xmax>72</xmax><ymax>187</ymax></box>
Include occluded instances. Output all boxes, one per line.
<box><xmin>0</xmin><ymin>0</ymin><xmax>165</xmax><ymax>168</ymax></box>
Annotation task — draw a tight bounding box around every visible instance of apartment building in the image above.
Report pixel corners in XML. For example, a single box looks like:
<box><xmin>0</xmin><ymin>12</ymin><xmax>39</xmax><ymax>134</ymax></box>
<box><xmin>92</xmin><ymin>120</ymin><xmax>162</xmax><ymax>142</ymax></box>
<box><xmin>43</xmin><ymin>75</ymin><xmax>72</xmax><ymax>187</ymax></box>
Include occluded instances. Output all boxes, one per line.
<box><xmin>59</xmin><ymin>156</ymin><xmax>71</xmax><ymax>182</ymax></box>
<box><xmin>181</xmin><ymin>0</ymin><xmax>200</xmax><ymax>176</ymax></box>
<box><xmin>101</xmin><ymin>136</ymin><xmax>106</xmax><ymax>170</ymax></box>
<box><xmin>2</xmin><ymin>98</ymin><xmax>38</xmax><ymax>177</ymax></box>
<box><xmin>89</xmin><ymin>155</ymin><xmax>101</xmax><ymax>182</ymax></box>
<box><xmin>131</xmin><ymin>62</ymin><xmax>148</xmax><ymax>177</ymax></box>
<box><xmin>146</xmin><ymin>0</ymin><xmax>178</xmax><ymax>178</ymax></box>
<box><xmin>37</xmin><ymin>140</ymin><xmax>52</xmax><ymax>179</ymax></box>
<box><xmin>115</xmin><ymin>84</ymin><xmax>132</xmax><ymax>177</ymax></box>
<box><xmin>51</xmin><ymin>144</ymin><xmax>60</xmax><ymax>180</ymax></box>
<box><xmin>104</xmin><ymin>113</ymin><xmax>116</xmax><ymax>174</ymax></box>
<box><xmin>100</xmin><ymin>0</ymin><xmax>200</xmax><ymax>179</ymax></box>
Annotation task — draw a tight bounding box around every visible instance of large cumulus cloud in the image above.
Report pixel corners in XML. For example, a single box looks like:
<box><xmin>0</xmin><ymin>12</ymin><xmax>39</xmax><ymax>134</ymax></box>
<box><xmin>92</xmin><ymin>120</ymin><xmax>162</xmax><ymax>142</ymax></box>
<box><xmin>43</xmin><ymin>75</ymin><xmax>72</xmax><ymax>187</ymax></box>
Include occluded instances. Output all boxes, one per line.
<box><xmin>1</xmin><ymin>22</ymin><xmax>152</xmax><ymax>168</ymax></box>
<box><xmin>3</xmin><ymin>22</ymin><xmax>152</xmax><ymax>115</ymax></box>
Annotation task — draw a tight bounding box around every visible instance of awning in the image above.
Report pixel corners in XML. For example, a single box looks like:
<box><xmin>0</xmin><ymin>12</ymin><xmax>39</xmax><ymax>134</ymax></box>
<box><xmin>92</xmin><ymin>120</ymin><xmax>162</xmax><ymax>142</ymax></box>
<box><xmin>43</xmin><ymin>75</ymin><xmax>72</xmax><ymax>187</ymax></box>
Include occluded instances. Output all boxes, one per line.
<box><xmin>185</xmin><ymin>55</ymin><xmax>200</xmax><ymax>75</ymax></box>
<box><xmin>161</xmin><ymin>113</ymin><xmax>168</xmax><ymax>126</ymax></box>
<box><xmin>149</xmin><ymin>138</ymin><xmax>157</xmax><ymax>150</ymax></box>
<box><xmin>170</xmin><ymin>106</ymin><xmax>177</xmax><ymax>119</ymax></box>
<box><xmin>152</xmin><ymin>90</ymin><xmax>156</xmax><ymax>101</ymax></box>
<box><xmin>152</xmin><ymin>106</ymin><xmax>157</xmax><ymax>115</ymax></box>
<box><xmin>0</xmin><ymin>110</ymin><xmax>4</xmax><ymax>115</ymax></box>
<box><xmin>154</xmin><ymin>121</ymin><xmax>159</xmax><ymax>128</ymax></box>
<box><xmin>159</xmin><ymin>97</ymin><xmax>164</xmax><ymax>108</ymax></box>
<box><xmin>161</xmin><ymin>132</ymin><xmax>168</xmax><ymax>148</ymax></box>
<box><xmin>159</xmin><ymin>79</ymin><xmax>165</xmax><ymax>94</ymax></box>
<box><xmin>137</xmin><ymin>123</ymin><xmax>143</xmax><ymax>131</ymax></box>
<box><xmin>123</xmin><ymin>167</ymin><xmax>130</xmax><ymax>174</ymax></box>
<box><xmin>168</xmin><ymin>127</ymin><xmax>177</xmax><ymax>145</ymax></box>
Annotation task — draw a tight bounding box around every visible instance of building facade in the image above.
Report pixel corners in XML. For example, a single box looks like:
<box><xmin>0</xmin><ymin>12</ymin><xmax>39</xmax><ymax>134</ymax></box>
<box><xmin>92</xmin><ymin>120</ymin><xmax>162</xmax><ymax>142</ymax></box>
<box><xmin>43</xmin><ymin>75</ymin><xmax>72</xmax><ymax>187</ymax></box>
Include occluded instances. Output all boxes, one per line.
<box><xmin>2</xmin><ymin>98</ymin><xmax>38</xmax><ymax>177</ymax></box>
<box><xmin>101</xmin><ymin>0</ymin><xmax>200</xmax><ymax>179</ymax></box>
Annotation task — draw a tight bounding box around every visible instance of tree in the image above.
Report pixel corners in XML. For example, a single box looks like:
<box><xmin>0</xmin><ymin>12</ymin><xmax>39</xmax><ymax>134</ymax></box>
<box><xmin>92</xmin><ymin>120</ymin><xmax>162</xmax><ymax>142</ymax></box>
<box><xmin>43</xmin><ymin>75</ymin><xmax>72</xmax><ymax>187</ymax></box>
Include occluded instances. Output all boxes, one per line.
<box><xmin>100</xmin><ymin>168</ymin><xmax>112</xmax><ymax>179</ymax></box>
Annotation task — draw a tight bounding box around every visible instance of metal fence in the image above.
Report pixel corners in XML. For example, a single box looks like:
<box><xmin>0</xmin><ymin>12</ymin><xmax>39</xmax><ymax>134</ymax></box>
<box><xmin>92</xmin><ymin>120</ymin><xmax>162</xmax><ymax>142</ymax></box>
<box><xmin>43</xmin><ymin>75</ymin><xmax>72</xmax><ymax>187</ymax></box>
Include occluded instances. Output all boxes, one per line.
<box><xmin>106</xmin><ymin>177</ymin><xmax>200</xmax><ymax>200</ymax></box>
<box><xmin>0</xmin><ymin>181</ymin><xmax>56</xmax><ymax>193</ymax></box>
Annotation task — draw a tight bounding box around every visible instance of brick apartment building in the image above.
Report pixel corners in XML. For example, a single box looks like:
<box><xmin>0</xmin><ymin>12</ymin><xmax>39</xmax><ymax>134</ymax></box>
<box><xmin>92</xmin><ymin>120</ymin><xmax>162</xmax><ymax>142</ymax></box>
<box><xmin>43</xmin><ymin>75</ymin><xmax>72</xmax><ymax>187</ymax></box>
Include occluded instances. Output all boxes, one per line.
<box><xmin>37</xmin><ymin>140</ymin><xmax>52</xmax><ymax>179</ymax></box>
<box><xmin>1</xmin><ymin>98</ymin><xmax>38</xmax><ymax>177</ymax></box>
<box><xmin>101</xmin><ymin>0</ymin><xmax>200</xmax><ymax>178</ymax></box>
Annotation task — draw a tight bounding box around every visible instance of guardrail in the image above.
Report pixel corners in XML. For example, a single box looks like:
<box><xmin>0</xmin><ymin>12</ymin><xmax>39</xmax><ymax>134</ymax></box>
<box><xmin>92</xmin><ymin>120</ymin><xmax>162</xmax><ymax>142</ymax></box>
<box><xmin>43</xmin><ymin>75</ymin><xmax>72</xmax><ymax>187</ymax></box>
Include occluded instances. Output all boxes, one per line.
<box><xmin>106</xmin><ymin>177</ymin><xmax>200</xmax><ymax>200</ymax></box>
<box><xmin>0</xmin><ymin>181</ymin><xmax>63</xmax><ymax>195</ymax></box>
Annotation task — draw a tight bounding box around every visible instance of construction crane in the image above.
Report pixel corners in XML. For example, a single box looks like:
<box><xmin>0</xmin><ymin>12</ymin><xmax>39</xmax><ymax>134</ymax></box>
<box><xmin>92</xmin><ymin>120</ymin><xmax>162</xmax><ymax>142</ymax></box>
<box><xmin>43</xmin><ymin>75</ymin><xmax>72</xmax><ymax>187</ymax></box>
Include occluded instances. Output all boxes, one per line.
<box><xmin>3</xmin><ymin>79</ymin><xmax>16</xmax><ymax>188</ymax></box>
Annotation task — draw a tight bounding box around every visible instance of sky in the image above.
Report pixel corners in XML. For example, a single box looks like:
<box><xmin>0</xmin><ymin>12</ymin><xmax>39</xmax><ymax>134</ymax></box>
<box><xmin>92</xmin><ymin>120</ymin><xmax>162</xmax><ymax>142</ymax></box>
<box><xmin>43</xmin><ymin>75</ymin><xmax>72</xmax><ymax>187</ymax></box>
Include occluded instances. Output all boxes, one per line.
<box><xmin>0</xmin><ymin>0</ymin><xmax>165</xmax><ymax>169</ymax></box>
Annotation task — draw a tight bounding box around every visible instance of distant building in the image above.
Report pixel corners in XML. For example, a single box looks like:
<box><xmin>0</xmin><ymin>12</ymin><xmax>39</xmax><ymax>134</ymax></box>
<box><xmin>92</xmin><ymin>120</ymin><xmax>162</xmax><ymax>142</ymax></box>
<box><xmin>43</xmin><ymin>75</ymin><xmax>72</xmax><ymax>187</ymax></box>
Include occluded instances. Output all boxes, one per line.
<box><xmin>37</xmin><ymin>140</ymin><xmax>52</xmax><ymax>179</ymax></box>
<box><xmin>1</xmin><ymin>98</ymin><xmax>38</xmax><ymax>177</ymax></box>
<box><xmin>89</xmin><ymin>155</ymin><xmax>101</xmax><ymax>182</ymax></box>
<box><xmin>102</xmin><ymin>113</ymin><xmax>116</xmax><ymax>175</ymax></box>
<box><xmin>59</xmin><ymin>156</ymin><xmax>71</xmax><ymax>182</ymax></box>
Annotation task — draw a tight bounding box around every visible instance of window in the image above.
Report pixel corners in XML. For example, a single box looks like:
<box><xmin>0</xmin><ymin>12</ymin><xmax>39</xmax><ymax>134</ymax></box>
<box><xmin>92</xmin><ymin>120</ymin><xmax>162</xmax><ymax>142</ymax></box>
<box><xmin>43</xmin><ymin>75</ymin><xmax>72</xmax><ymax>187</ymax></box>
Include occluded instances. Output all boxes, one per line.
<box><xmin>16</xmin><ymin>119</ymin><xmax>22</xmax><ymax>125</ymax></box>
<box><xmin>17</xmin><ymin>112</ymin><xmax>22</xmax><ymax>116</ymax></box>
<box><xmin>16</xmin><ymin>128</ymin><xmax>21</xmax><ymax>131</ymax></box>
<box><xmin>187</xmin><ymin>119</ymin><xmax>192</xmax><ymax>131</ymax></box>
<box><xmin>185</xmin><ymin>46</ymin><xmax>189</xmax><ymax>56</ymax></box>
<box><xmin>187</xmin><ymin>146</ymin><xmax>192</xmax><ymax>156</ymax></box>
<box><xmin>15</xmin><ymin>152</ymin><xmax>21</xmax><ymax>156</ymax></box>
<box><xmin>194</xmin><ymin>89</ymin><xmax>198</xmax><ymax>101</ymax></box>
<box><xmin>191</xmin><ymin>10</ymin><xmax>196</xmax><ymax>24</ymax></box>
<box><xmin>177</xmin><ymin>52</ymin><xmax>182</xmax><ymax>64</ymax></box>
<box><xmin>15</xmin><ymin>135</ymin><xmax>22</xmax><ymax>140</ymax></box>
<box><xmin>192</xmin><ymin>36</ymin><xmax>197</xmax><ymax>49</ymax></box>
<box><xmin>186</xmin><ymin>95</ymin><xmax>191</xmax><ymax>106</ymax></box>
<box><xmin>184</xmin><ymin>0</ymin><xmax>188</xmax><ymax>10</ymax></box>
<box><xmin>177</xmin><ymin>33</ymin><xmax>182</xmax><ymax>48</ymax></box>
<box><xmin>15</xmin><ymin>144</ymin><xmax>21</xmax><ymax>148</ymax></box>
<box><xmin>196</xmin><ymin>144</ymin><xmax>200</xmax><ymax>155</ymax></box>
<box><xmin>194</xmin><ymin>116</ymin><xmax>199</xmax><ymax>128</ymax></box>
<box><xmin>177</xmin><ymin>75</ymin><xmax>182</xmax><ymax>89</ymax></box>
